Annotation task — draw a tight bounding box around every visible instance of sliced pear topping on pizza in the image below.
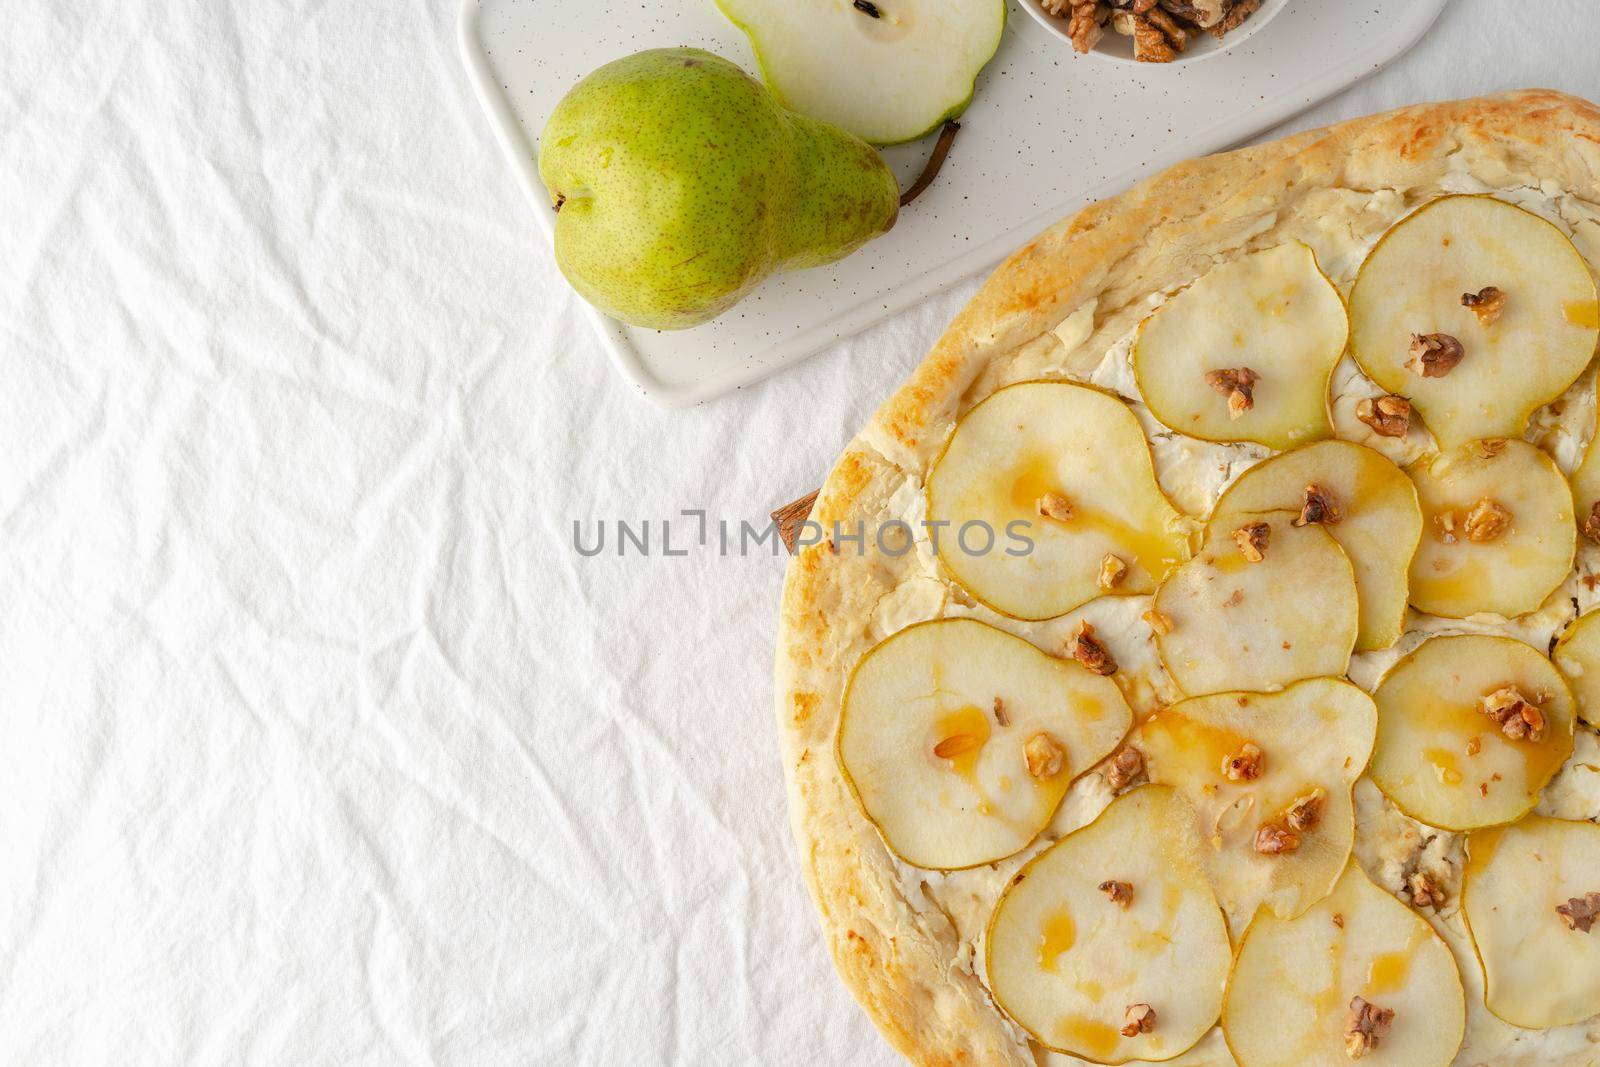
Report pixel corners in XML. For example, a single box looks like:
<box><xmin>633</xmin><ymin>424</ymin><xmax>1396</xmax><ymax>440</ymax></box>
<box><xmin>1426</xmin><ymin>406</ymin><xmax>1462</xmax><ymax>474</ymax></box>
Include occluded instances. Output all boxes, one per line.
<box><xmin>1212</xmin><ymin>440</ymin><xmax>1422</xmax><ymax>651</ymax></box>
<box><xmin>1153</xmin><ymin>516</ymin><xmax>1358</xmax><ymax>696</ymax></box>
<box><xmin>926</xmin><ymin>380</ymin><xmax>1191</xmax><ymax>621</ymax></box>
<box><xmin>986</xmin><ymin>785</ymin><xmax>1230</xmax><ymax>1065</ymax></box>
<box><xmin>1462</xmin><ymin>817</ymin><xmax>1600</xmax><ymax>1030</ymax></box>
<box><xmin>1368</xmin><ymin>634</ymin><xmax>1575</xmax><ymax>831</ymax></box>
<box><xmin>1132</xmin><ymin>242</ymin><xmax>1347</xmax><ymax>449</ymax></box>
<box><xmin>837</xmin><ymin>618</ymin><xmax>1132</xmax><ymax>870</ymax></box>
<box><xmin>1571</xmin><ymin>374</ymin><xmax>1600</xmax><ymax>545</ymax></box>
<box><xmin>1405</xmin><ymin>439</ymin><xmax>1574</xmax><ymax>619</ymax></box>
<box><xmin>1348</xmin><ymin>194</ymin><xmax>1600</xmax><ymax>449</ymax></box>
<box><xmin>1138</xmin><ymin>678</ymin><xmax>1376</xmax><ymax>933</ymax></box>
<box><xmin>1223</xmin><ymin>861</ymin><xmax>1465</xmax><ymax>1067</ymax></box>
<box><xmin>1553</xmin><ymin>611</ymin><xmax>1600</xmax><ymax>728</ymax></box>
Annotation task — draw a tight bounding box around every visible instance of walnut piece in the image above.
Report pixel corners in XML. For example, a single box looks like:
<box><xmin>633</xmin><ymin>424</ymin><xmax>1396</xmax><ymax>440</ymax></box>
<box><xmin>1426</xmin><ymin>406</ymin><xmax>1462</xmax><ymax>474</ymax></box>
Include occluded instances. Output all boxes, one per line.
<box><xmin>1098</xmin><ymin>553</ymin><xmax>1129</xmax><ymax>590</ymax></box>
<box><xmin>1293</xmin><ymin>483</ymin><xmax>1343</xmax><ymax>527</ymax></box>
<box><xmin>1463</xmin><ymin>498</ymin><xmax>1512</xmax><ymax>543</ymax></box>
<box><xmin>1480</xmin><ymin>685</ymin><xmax>1547</xmax><ymax>742</ymax></box>
<box><xmin>1071</xmin><ymin>621</ymin><xmax>1118</xmax><ymax>676</ymax></box>
<box><xmin>1106</xmin><ymin>746</ymin><xmax>1146</xmax><ymax>791</ymax></box>
<box><xmin>1057</xmin><ymin>1</ymin><xmax>1110</xmax><ymax>51</ymax></box>
<box><xmin>1221</xmin><ymin>741</ymin><xmax>1263</xmax><ymax>782</ymax></box>
<box><xmin>1557</xmin><ymin>892</ymin><xmax>1600</xmax><ymax>933</ymax></box>
<box><xmin>1345</xmin><ymin>996</ymin><xmax>1394</xmax><ymax>1059</ymax></box>
<box><xmin>1142</xmin><ymin>608</ymin><xmax>1173</xmax><ymax>636</ymax></box>
<box><xmin>1036</xmin><ymin>491</ymin><xmax>1074</xmax><ymax>522</ymax></box>
<box><xmin>1025</xmin><ymin>732</ymin><xmax>1067</xmax><ymax>779</ymax></box>
<box><xmin>1285</xmin><ymin>787</ymin><xmax>1327</xmax><ymax>833</ymax></box>
<box><xmin>1160</xmin><ymin>0</ymin><xmax>1224</xmax><ymax>27</ymax></box>
<box><xmin>1406</xmin><ymin>332</ymin><xmax>1465</xmax><ymax>378</ymax></box>
<box><xmin>1205</xmin><ymin>367</ymin><xmax>1259</xmax><ymax>420</ymax></box>
<box><xmin>1356</xmin><ymin>394</ymin><xmax>1411</xmax><ymax>439</ymax></box>
<box><xmin>1461</xmin><ymin>286</ymin><xmax>1507</xmax><ymax>327</ymax></box>
<box><xmin>1583</xmin><ymin>500</ymin><xmax>1600</xmax><ymax>543</ymax></box>
<box><xmin>1254</xmin><ymin>822</ymin><xmax>1300</xmax><ymax>855</ymax></box>
<box><xmin>1099</xmin><ymin>879</ymin><xmax>1134</xmax><ymax>908</ymax></box>
<box><xmin>1232</xmin><ymin>520</ymin><xmax>1271</xmax><ymax>563</ymax></box>
<box><xmin>1120</xmin><ymin>1003</ymin><xmax>1156</xmax><ymax>1037</ymax></box>
<box><xmin>1408</xmin><ymin>870</ymin><xmax>1446</xmax><ymax>910</ymax></box>
<box><xmin>1208</xmin><ymin>0</ymin><xmax>1261</xmax><ymax>37</ymax></box>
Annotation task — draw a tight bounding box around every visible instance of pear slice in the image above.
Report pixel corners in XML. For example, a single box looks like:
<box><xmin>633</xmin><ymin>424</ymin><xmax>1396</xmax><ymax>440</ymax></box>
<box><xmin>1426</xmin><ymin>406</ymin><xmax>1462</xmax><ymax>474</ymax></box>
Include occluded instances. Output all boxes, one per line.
<box><xmin>1223</xmin><ymin>862</ymin><xmax>1465</xmax><ymax>1067</ymax></box>
<box><xmin>1153</xmin><ymin>516</ymin><xmax>1358</xmax><ymax>696</ymax></box>
<box><xmin>926</xmin><ymin>381</ymin><xmax>1191</xmax><ymax>621</ymax></box>
<box><xmin>1138</xmin><ymin>679</ymin><xmax>1377</xmax><ymax>933</ymax></box>
<box><xmin>1368</xmin><ymin>634</ymin><xmax>1575</xmax><ymax>831</ymax></box>
<box><xmin>986</xmin><ymin>785</ymin><xmax>1230</xmax><ymax>1065</ymax></box>
<box><xmin>1461</xmin><ymin>816</ymin><xmax>1600</xmax><ymax>1029</ymax></box>
<box><xmin>716</xmin><ymin>0</ymin><xmax>1006</xmax><ymax>146</ymax></box>
<box><xmin>1571</xmin><ymin>373</ymin><xmax>1600</xmax><ymax>543</ymax></box>
<box><xmin>1132</xmin><ymin>242</ymin><xmax>1347</xmax><ymax>449</ymax></box>
<box><xmin>1348</xmin><ymin>194</ymin><xmax>1600</xmax><ymax>449</ymax></box>
<box><xmin>838</xmin><ymin>618</ymin><xmax>1133</xmax><ymax>870</ymax></box>
<box><xmin>1553</xmin><ymin>610</ymin><xmax>1600</xmax><ymax>727</ymax></box>
<box><xmin>1211</xmin><ymin>441</ymin><xmax>1422</xmax><ymax>651</ymax></box>
<box><xmin>1405</xmin><ymin>439</ymin><xmax>1574</xmax><ymax>619</ymax></box>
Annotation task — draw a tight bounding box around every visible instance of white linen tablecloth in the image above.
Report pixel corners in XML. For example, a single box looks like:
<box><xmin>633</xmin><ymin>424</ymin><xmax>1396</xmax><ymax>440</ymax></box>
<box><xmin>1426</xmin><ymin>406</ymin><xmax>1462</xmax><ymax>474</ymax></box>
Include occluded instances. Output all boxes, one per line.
<box><xmin>3</xmin><ymin>1</ymin><xmax>1598</xmax><ymax>1063</ymax></box>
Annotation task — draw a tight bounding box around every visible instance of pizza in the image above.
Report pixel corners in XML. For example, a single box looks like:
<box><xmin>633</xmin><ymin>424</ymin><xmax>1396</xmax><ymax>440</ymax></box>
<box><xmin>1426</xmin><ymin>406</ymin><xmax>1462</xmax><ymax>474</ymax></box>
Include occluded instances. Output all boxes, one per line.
<box><xmin>773</xmin><ymin>90</ymin><xmax>1600</xmax><ymax>1066</ymax></box>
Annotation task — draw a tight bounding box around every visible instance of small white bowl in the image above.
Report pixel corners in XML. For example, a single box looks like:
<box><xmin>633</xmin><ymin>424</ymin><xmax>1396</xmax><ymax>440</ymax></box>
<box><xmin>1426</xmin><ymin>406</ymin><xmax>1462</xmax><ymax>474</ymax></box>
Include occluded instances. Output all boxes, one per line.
<box><xmin>1017</xmin><ymin>0</ymin><xmax>1291</xmax><ymax>64</ymax></box>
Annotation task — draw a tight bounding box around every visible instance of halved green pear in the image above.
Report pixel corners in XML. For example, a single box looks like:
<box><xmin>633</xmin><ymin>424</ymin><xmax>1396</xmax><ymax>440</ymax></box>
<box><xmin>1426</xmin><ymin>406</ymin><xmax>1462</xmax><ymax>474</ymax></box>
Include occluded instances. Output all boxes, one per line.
<box><xmin>926</xmin><ymin>381</ymin><xmax>1192</xmax><ymax>621</ymax></box>
<box><xmin>1211</xmin><ymin>441</ymin><xmax>1422</xmax><ymax>651</ymax></box>
<box><xmin>1368</xmin><ymin>634</ymin><xmax>1575</xmax><ymax>831</ymax></box>
<box><xmin>1132</xmin><ymin>242</ymin><xmax>1347</xmax><ymax>449</ymax></box>
<box><xmin>838</xmin><ymin>618</ymin><xmax>1133</xmax><ymax>870</ymax></box>
<box><xmin>716</xmin><ymin>0</ymin><xmax>1006</xmax><ymax>145</ymax></box>
<box><xmin>986</xmin><ymin>785</ymin><xmax>1230</xmax><ymax>1064</ymax></box>
<box><xmin>1553</xmin><ymin>611</ymin><xmax>1600</xmax><ymax>727</ymax></box>
<box><xmin>1348</xmin><ymin>194</ymin><xmax>1600</xmax><ymax>448</ymax></box>
<box><xmin>1223</xmin><ymin>862</ymin><xmax>1465</xmax><ymax>1067</ymax></box>
<box><xmin>1462</xmin><ymin>817</ymin><xmax>1600</xmax><ymax>1029</ymax></box>
<box><xmin>1406</xmin><ymin>440</ymin><xmax>1574</xmax><ymax>619</ymax></box>
<box><xmin>1138</xmin><ymin>679</ymin><xmax>1376</xmax><ymax>933</ymax></box>
<box><xmin>1153</xmin><ymin>516</ymin><xmax>1358</xmax><ymax>696</ymax></box>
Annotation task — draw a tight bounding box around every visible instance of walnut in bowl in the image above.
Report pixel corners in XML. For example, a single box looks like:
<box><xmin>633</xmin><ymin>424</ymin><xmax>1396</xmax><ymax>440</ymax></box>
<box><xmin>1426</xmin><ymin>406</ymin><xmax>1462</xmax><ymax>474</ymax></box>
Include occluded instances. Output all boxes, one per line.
<box><xmin>1024</xmin><ymin>0</ymin><xmax>1289</xmax><ymax>64</ymax></box>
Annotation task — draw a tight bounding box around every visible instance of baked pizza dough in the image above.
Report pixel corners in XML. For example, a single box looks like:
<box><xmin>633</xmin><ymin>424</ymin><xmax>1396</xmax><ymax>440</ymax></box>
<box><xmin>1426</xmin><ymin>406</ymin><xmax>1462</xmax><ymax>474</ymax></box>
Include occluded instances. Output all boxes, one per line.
<box><xmin>774</xmin><ymin>91</ymin><xmax>1600</xmax><ymax>1066</ymax></box>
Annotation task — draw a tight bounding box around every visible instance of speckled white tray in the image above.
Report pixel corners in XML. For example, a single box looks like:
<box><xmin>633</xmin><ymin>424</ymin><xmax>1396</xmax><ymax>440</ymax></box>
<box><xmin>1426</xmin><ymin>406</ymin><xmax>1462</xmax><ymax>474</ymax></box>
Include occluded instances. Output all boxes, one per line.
<box><xmin>459</xmin><ymin>0</ymin><xmax>1448</xmax><ymax>407</ymax></box>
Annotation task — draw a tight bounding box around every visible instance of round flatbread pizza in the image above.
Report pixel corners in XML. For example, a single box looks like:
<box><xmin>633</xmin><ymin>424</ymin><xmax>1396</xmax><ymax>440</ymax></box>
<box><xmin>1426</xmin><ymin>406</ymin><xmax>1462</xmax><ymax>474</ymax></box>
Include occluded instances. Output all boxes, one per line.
<box><xmin>774</xmin><ymin>90</ymin><xmax>1600</xmax><ymax>1066</ymax></box>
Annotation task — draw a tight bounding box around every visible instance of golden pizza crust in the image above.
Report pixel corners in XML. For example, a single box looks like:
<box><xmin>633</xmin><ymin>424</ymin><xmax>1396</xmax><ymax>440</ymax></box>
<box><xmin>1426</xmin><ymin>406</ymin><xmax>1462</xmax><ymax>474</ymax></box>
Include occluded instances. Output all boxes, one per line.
<box><xmin>774</xmin><ymin>90</ymin><xmax>1600</xmax><ymax>1066</ymax></box>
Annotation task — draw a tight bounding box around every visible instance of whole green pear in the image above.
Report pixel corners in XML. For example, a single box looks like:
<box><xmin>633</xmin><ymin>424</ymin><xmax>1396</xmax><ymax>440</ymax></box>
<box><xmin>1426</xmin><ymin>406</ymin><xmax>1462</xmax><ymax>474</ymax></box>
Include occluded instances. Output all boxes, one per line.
<box><xmin>538</xmin><ymin>48</ymin><xmax>900</xmax><ymax>330</ymax></box>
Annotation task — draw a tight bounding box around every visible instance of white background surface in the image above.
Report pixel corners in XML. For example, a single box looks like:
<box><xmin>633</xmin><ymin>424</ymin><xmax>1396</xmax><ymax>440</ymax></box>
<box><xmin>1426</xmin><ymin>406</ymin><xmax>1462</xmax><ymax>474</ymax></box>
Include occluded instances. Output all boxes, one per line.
<box><xmin>2</xmin><ymin>1</ymin><xmax>1598</xmax><ymax>1064</ymax></box>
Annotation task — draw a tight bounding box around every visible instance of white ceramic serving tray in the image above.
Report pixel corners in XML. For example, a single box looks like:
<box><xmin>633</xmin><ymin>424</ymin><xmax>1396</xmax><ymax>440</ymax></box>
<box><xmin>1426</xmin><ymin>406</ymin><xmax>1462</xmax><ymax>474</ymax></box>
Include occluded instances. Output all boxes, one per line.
<box><xmin>460</xmin><ymin>0</ymin><xmax>1448</xmax><ymax>407</ymax></box>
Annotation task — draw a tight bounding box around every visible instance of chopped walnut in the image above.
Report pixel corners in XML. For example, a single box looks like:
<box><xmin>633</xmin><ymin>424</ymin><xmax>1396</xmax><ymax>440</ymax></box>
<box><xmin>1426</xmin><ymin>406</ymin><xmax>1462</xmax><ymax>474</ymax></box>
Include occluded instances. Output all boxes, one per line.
<box><xmin>1232</xmin><ymin>520</ymin><xmax>1270</xmax><ymax>563</ymax></box>
<box><xmin>1132</xmin><ymin>7</ymin><xmax>1189</xmax><ymax>61</ymax></box>
<box><xmin>1466</xmin><ymin>736</ymin><xmax>1482</xmax><ymax>756</ymax></box>
<box><xmin>1054</xmin><ymin>1</ymin><xmax>1110</xmax><ymax>51</ymax></box>
<box><xmin>992</xmin><ymin>697</ymin><xmax>1009</xmax><ymax>727</ymax></box>
<box><xmin>1025</xmin><ymin>732</ymin><xmax>1067</xmax><ymax>779</ymax></box>
<box><xmin>1463</xmin><ymin>498</ymin><xmax>1512</xmax><ymax>542</ymax></box>
<box><xmin>1583</xmin><ymin>500</ymin><xmax>1600</xmax><ymax>543</ymax></box>
<box><xmin>1407</xmin><ymin>332</ymin><xmax>1465</xmax><ymax>378</ymax></box>
<box><xmin>1142</xmin><ymin>608</ymin><xmax>1173</xmax><ymax>635</ymax></box>
<box><xmin>1121</xmin><ymin>1003</ymin><xmax>1156</xmax><ymax>1037</ymax></box>
<box><xmin>1255</xmin><ymin>822</ymin><xmax>1300</xmax><ymax>855</ymax></box>
<box><xmin>1070</xmin><ymin>621</ymin><xmax>1118</xmax><ymax>676</ymax></box>
<box><xmin>1099</xmin><ymin>879</ymin><xmax>1134</xmax><ymax>908</ymax></box>
<box><xmin>1408</xmin><ymin>871</ymin><xmax>1446</xmax><ymax>910</ymax></box>
<box><xmin>1036</xmin><ymin>491</ymin><xmax>1075</xmax><ymax>522</ymax></box>
<box><xmin>1356</xmin><ymin>394</ymin><xmax>1412</xmax><ymax>439</ymax></box>
<box><xmin>1221</xmin><ymin>741</ymin><xmax>1263</xmax><ymax>782</ymax></box>
<box><xmin>1461</xmin><ymin>286</ymin><xmax>1507</xmax><ymax>327</ymax></box>
<box><xmin>1063</xmin><ymin>0</ymin><xmax>1258</xmax><ymax>60</ymax></box>
<box><xmin>1557</xmin><ymin>892</ymin><xmax>1600</xmax><ymax>933</ymax></box>
<box><xmin>1480</xmin><ymin>685</ymin><xmax>1547</xmax><ymax>742</ymax></box>
<box><xmin>1208</xmin><ymin>0</ymin><xmax>1261</xmax><ymax>37</ymax></box>
<box><xmin>1345</xmin><ymin>996</ymin><xmax>1394</xmax><ymax>1059</ymax></box>
<box><xmin>1106</xmin><ymin>746</ymin><xmax>1146</xmax><ymax>791</ymax></box>
<box><xmin>1099</xmin><ymin>553</ymin><xmax>1129</xmax><ymax>590</ymax></box>
<box><xmin>1293</xmin><ymin>483</ymin><xmax>1343</xmax><ymax>527</ymax></box>
<box><xmin>1160</xmin><ymin>0</ymin><xmax>1224</xmax><ymax>27</ymax></box>
<box><xmin>1285</xmin><ymin>787</ymin><xmax>1327</xmax><ymax>833</ymax></box>
<box><xmin>1205</xmin><ymin>367</ymin><xmax>1259</xmax><ymax>420</ymax></box>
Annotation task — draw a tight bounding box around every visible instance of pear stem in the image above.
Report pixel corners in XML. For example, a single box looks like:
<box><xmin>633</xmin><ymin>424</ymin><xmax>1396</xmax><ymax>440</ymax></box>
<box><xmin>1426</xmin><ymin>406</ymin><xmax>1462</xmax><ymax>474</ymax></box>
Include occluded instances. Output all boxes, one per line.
<box><xmin>899</xmin><ymin>121</ymin><xmax>961</xmax><ymax>209</ymax></box>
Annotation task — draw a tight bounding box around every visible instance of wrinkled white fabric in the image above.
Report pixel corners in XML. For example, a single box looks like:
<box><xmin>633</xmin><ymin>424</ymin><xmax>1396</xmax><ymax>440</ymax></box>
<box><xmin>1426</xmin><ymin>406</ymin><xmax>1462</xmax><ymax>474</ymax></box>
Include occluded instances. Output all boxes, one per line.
<box><xmin>2</xmin><ymin>1</ymin><xmax>1597</xmax><ymax>1064</ymax></box>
